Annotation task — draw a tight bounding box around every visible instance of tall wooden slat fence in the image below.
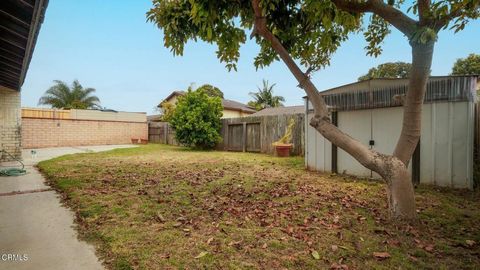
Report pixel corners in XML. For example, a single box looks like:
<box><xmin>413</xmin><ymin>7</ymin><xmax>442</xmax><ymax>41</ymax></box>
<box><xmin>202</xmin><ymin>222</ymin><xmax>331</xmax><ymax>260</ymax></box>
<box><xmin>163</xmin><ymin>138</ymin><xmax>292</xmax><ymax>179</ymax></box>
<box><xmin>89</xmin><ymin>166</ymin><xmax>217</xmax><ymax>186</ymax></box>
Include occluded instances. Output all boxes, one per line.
<box><xmin>148</xmin><ymin>122</ymin><xmax>179</xmax><ymax>145</ymax></box>
<box><xmin>218</xmin><ymin>114</ymin><xmax>305</xmax><ymax>156</ymax></box>
<box><xmin>148</xmin><ymin>113</ymin><xmax>305</xmax><ymax>156</ymax></box>
<box><xmin>475</xmin><ymin>103</ymin><xmax>480</xmax><ymax>163</ymax></box>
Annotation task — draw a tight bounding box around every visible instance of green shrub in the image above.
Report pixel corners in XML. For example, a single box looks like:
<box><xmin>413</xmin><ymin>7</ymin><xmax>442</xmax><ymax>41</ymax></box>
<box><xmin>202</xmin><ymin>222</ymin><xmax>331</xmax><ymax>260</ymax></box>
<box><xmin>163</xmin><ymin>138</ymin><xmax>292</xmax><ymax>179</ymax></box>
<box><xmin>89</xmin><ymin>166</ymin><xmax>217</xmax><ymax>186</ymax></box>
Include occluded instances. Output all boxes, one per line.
<box><xmin>170</xmin><ymin>90</ymin><xmax>222</xmax><ymax>149</ymax></box>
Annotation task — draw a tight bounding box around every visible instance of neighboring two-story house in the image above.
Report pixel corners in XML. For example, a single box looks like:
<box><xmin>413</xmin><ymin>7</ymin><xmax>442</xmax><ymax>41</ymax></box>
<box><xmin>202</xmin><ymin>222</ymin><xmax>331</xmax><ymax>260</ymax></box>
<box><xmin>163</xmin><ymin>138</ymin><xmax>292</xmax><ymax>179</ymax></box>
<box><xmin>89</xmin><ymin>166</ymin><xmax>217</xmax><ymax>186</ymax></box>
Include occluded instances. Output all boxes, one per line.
<box><xmin>154</xmin><ymin>90</ymin><xmax>256</xmax><ymax>120</ymax></box>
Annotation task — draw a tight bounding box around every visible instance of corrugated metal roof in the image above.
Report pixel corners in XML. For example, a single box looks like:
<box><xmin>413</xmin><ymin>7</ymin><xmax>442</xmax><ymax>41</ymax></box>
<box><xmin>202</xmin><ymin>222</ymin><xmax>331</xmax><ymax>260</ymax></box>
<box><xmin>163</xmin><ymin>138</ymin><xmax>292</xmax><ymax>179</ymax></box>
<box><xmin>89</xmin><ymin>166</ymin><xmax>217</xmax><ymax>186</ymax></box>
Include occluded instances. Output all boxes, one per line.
<box><xmin>306</xmin><ymin>76</ymin><xmax>478</xmax><ymax>112</ymax></box>
<box><xmin>251</xmin><ymin>105</ymin><xmax>304</xmax><ymax>116</ymax></box>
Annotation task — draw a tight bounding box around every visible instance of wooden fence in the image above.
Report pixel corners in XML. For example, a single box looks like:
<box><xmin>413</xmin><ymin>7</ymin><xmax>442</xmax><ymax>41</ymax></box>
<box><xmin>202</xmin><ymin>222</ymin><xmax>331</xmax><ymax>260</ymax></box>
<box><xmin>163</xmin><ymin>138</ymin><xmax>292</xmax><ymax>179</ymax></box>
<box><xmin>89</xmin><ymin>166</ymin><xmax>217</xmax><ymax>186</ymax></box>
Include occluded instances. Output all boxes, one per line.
<box><xmin>148</xmin><ymin>113</ymin><xmax>305</xmax><ymax>156</ymax></box>
<box><xmin>475</xmin><ymin>103</ymin><xmax>480</xmax><ymax>162</ymax></box>
<box><xmin>148</xmin><ymin>122</ymin><xmax>179</xmax><ymax>145</ymax></box>
<box><xmin>217</xmin><ymin>114</ymin><xmax>305</xmax><ymax>155</ymax></box>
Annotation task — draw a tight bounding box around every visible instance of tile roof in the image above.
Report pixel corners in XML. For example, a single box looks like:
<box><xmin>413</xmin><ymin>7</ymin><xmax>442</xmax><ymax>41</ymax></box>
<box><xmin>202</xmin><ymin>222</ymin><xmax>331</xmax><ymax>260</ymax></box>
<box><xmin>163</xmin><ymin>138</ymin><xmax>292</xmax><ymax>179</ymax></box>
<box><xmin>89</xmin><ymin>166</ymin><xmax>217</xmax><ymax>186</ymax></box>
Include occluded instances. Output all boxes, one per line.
<box><xmin>221</xmin><ymin>99</ymin><xmax>256</xmax><ymax>113</ymax></box>
<box><xmin>160</xmin><ymin>91</ymin><xmax>256</xmax><ymax>113</ymax></box>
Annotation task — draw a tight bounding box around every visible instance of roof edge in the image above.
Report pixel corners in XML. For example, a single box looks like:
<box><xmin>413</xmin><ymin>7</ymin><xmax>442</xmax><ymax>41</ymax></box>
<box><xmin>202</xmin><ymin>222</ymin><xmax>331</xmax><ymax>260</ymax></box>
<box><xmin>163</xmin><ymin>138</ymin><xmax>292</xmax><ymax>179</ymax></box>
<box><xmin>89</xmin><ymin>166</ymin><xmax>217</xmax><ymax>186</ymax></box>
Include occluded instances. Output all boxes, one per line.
<box><xmin>324</xmin><ymin>75</ymin><xmax>479</xmax><ymax>93</ymax></box>
<box><xmin>18</xmin><ymin>0</ymin><xmax>49</xmax><ymax>90</ymax></box>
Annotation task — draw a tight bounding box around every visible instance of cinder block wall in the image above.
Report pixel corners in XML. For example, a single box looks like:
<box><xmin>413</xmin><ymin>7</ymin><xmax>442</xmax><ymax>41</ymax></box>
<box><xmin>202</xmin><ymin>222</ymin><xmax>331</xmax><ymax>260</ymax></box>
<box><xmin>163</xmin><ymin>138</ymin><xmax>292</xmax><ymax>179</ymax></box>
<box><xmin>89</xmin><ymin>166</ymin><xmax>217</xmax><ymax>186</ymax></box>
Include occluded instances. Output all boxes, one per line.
<box><xmin>22</xmin><ymin>118</ymin><xmax>148</xmax><ymax>148</ymax></box>
<box><xmin>0</xmin><ymin>87</ymin><xmax>21</xmax><ymax>161</ymax></box>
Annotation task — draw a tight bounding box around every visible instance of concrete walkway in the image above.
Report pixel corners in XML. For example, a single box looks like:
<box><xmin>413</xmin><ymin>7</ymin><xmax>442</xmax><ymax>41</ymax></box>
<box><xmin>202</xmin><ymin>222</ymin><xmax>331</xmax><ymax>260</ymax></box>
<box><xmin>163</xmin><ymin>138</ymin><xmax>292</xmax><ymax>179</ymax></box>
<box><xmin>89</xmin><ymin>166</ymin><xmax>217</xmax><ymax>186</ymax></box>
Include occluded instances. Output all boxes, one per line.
<box><xmin>0</xmin><ymin>145</ymin><xmax>135</xmax><ymax>270</ymax></box>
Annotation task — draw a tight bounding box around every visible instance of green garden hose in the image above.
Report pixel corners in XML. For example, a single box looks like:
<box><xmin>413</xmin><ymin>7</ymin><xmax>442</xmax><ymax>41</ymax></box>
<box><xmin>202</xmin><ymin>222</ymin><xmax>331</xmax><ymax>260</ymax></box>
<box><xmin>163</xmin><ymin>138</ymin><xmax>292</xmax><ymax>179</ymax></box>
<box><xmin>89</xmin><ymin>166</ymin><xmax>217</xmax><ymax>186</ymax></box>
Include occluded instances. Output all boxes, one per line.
<box><xmin>0</xmin><ymin>150</ymin><xmax>27</xmax><ymax>176</ymax></box>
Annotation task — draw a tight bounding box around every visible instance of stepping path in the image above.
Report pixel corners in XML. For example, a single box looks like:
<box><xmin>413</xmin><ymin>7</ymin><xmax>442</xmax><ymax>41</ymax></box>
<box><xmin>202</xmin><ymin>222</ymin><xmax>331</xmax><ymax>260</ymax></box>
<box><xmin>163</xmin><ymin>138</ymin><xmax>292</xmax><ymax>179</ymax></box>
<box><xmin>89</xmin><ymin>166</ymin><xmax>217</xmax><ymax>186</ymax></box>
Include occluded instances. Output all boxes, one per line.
<box><xmin>0</xmin><ymin>145</ymin><xmax>135</xmax><ymax>270</ymax></box>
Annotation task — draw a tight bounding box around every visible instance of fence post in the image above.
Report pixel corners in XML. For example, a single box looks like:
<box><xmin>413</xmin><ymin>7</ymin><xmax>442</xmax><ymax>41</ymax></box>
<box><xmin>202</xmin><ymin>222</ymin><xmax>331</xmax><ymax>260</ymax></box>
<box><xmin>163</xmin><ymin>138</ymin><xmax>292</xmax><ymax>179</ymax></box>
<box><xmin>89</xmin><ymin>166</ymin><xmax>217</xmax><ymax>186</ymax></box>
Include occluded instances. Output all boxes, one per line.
<box><xmin>224</xmin><ymin>123</ymin><xmax>228</xmax><ymax>151</ymax></box>
<box><xmin>242</xmin><ymin>122</ymin><xmax>247</xmax><ymax>152</ymax></box>
<box><xmin>165</xmin><ymin>123</ymin><xmax>168</xmax><ymax>144</ymax></box>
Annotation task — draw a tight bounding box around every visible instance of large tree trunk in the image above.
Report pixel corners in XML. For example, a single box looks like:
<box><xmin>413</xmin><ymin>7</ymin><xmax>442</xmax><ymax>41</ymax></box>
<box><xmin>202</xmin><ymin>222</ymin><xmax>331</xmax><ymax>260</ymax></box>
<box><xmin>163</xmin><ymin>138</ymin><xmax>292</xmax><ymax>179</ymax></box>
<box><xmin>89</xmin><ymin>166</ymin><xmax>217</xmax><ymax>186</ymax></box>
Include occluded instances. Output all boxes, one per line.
<box><xmin>393</xmin><ymin>41</ymin><xmax>435</xmax><ymax>165</ymax></box>
<box><xmin>382</xmin><ymin>157</ymin><xmax>416</xmax><ymax>219</ymax></box>
<box><xmin>249</xmin><ymin>0</ymin><xmax>426</xmax><ymax>219</ymax></box>
<box><xmin>310</xmin><ymin>118</ymin><xmax>417</xmax><ymax>219</ymax></box>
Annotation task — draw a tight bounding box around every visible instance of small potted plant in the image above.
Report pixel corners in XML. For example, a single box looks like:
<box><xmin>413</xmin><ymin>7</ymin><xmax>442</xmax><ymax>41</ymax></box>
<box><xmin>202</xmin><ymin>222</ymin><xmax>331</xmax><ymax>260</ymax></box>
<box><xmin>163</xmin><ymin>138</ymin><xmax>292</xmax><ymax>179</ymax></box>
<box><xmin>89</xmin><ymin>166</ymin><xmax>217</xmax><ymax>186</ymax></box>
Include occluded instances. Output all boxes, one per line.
<box><xmin>272</xmin><ymin>119</ymin><xmax>295</xmax><ymax>157</ymax></box>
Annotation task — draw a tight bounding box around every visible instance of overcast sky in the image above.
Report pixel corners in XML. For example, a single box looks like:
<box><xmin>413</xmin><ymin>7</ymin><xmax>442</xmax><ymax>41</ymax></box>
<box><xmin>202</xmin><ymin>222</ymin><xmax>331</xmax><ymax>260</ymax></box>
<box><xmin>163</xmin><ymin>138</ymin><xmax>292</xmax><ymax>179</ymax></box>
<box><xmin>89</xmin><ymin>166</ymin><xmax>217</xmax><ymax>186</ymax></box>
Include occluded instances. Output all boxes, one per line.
<box><xmin>21</xmin><ymin>0</ymin><xmax>480</xmax><ymax>114</ymax></box>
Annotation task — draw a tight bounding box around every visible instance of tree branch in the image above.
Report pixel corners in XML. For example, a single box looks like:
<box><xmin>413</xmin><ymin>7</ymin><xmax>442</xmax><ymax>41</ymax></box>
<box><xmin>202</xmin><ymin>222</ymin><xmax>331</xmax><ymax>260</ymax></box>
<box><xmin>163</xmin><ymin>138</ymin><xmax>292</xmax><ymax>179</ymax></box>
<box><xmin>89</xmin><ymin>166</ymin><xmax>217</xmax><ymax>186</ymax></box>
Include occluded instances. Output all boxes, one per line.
<box><xmin>250</xmin><ymin>0</ymin><xmax>328</xmax><ymax>117</ymax></box>
<box><xmin>434</xmin><ymin>2</ymin><xmax>480</xmax><ymax>31</ymax></box>
<box><xmin>418</xmin><ymin>0</ymin><xmax>431</xmax><ymax>25</ymax></box>
<box><xmin>250</xmin><ymin>0</ymin><xmax>386</xmax><ymax>173</ymax></box>
<box><xmin>332</xmin><ymin>0</ymin><xmax>417</xmax><ymax>38</ymax></box>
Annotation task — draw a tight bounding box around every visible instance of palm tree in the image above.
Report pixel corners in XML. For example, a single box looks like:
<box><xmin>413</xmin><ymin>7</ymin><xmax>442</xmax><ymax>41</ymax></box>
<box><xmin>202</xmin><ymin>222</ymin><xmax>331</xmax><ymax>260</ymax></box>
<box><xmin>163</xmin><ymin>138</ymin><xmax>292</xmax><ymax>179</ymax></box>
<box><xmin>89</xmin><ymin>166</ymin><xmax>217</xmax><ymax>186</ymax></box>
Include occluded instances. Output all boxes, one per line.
<box><xmin>38</xmin><ymin>80</ymin><xmax>100</xmax><ymax>109</ymax></box>
<box><xmin>248</xmin><ymin>79</ymin><xmax>285</xmax><ymax>110</ymax></box>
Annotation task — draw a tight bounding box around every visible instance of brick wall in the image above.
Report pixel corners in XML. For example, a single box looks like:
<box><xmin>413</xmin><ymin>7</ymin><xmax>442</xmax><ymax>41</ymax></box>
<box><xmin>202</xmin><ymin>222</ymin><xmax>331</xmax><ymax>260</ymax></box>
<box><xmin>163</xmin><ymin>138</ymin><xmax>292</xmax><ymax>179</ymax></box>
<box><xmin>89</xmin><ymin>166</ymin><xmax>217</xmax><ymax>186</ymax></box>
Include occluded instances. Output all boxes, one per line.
<box><xmin>22</xmin><ymin>118</ymin><xmax>148</xmax><ymax>148</ymax></box>
<box><xmin>0</xmin><ymin>87</ymin><xmax>21</xmax><ymax>161</ymax></box>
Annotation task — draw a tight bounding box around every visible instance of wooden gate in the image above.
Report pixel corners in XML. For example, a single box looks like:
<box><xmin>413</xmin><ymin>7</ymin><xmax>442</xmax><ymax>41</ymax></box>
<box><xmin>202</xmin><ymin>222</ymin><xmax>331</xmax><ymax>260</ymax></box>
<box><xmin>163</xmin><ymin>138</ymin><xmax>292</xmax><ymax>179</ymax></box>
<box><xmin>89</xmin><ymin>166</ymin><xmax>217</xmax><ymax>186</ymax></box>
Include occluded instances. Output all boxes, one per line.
<box><xmin>148</xmin><ymin>124</ymin><xmax>165</xmax><ymax>143</ymax></box>
<box><xmin>227</xmin><ymin>124</ymin><xmax>244</xmax><ymax>151</ymax></box>
<box><xmin>226</xmin><ymin>122</ymin><xmax>261</xmax><ymax>152</ymax></box>
<box><xmin>246</xmin><ymin>123</ymin><xmax>261</xmax><ymax>152</ymax></box>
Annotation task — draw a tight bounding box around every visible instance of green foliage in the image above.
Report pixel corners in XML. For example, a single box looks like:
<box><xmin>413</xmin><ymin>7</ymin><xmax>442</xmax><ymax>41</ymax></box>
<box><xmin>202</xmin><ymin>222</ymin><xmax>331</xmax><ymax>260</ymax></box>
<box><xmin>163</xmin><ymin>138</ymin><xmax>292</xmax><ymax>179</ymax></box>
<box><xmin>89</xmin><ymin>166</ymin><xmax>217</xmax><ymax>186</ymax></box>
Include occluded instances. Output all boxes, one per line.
<box><xmin>358</xmin><ymin>62</ymin><xmax>412</xmax><ymax>81</ymax></box>
<box><xmin>409</xmin><ymin>1</ymin><xmax>480</xmax><ymax>33</ymax></box>
<box><xmin>364</xmin><ymin>15</ymin><xmax>390</xmax><ymax>57</ymax></box>
<box><xmin>410</xmin><ymin>27</ymin><xmax>438</xmax><ymax>44</ymax></box>
<box><xmin>38</xmin><ymin>80</ymin><xmax>100</xmax><ymax>109</ymax></box>
<box><xmin>159</xmin><ymin>101</ymin><xmax>175</xmax><ymax>122</ymax></box>
<box><xmin>170</xmin><ymin>89</ymin><xmax>223</xmax><ymax>149</ymax></box>
<box><xmin>451</xmin><ymin>53</ymin><xmax>480</xmax><ymax>75</ymax></box>
<box><xmin>147</xmin><ymin>1</ymin><xmax>479</xmax><ymax>71</ymax></box>
<box><xmin>248</xmin><ymin>79</ymin><xmax>284</xmax><ymax>110</ymax></box>
<box><xmin>196</xmin><ymin>84</ymin><xmax>224</xmax><ymax>98</ymax></box>
<box><xmin>147</xmin><ymin>0</ymin><xmax>359</xmax><ymax>72</ymax></box>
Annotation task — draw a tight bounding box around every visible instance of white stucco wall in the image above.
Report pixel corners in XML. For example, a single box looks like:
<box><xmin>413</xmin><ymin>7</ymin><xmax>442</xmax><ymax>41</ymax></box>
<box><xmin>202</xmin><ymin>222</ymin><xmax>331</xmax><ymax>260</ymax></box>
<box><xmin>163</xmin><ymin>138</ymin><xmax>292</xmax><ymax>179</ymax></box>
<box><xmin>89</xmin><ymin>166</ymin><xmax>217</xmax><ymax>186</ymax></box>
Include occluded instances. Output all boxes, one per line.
<box><xmin>305</xmin><ymin>101</ymin><xmax>474</xmax><ymax>189</ymax></box>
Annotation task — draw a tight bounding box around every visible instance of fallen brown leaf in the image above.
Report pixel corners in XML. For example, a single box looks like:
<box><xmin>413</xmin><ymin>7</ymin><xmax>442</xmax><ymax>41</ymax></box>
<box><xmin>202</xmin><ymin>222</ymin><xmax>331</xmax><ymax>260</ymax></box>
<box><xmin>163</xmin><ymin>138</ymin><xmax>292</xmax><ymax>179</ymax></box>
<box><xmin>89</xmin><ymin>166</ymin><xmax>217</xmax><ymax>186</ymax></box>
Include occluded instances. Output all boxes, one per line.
<box><xmin>373</xmin><ymin>252</ymin><xmax>391</xmax><ymax>260</ymax></box>
<box><xmin>206</xmin><ymin>237</ymin><xmax>214</xmax><ymax>244</ymax></box>
<box><xmin>466</xmin><ymin>240</ymin><xmax>476</xmax><ymax>247</ymax></box>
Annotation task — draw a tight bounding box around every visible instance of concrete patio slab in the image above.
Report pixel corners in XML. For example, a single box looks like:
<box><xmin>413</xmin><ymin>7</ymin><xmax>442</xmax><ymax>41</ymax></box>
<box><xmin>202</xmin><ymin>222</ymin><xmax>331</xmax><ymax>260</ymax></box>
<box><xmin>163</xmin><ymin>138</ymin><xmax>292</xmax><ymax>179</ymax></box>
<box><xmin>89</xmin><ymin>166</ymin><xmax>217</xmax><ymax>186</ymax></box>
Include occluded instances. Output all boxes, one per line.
<box><xmin>0</xmin><ymin>145</ymin><xmax>135</xmax><ymax>270</ymax></box>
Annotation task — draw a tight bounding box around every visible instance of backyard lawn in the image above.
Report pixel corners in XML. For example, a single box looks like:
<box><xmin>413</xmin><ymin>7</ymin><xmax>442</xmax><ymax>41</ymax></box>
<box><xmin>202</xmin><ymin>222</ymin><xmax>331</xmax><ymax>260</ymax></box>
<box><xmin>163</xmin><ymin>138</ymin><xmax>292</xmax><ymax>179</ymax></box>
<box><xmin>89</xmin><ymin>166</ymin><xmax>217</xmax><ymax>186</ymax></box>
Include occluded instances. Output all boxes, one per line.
<box><xmin>38</xmin><ymin>144</ymin><xmax>479</xmax><ymax>270</ymax></box>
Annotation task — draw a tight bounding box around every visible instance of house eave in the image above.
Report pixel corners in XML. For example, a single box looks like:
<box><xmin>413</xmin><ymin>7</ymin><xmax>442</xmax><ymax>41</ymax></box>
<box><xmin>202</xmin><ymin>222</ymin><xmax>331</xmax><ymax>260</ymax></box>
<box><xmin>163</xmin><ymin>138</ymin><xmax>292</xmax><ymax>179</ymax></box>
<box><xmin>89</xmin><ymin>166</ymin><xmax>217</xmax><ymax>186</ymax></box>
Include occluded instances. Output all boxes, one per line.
<box><xmin>0</xmin><ymin>0</ymin><xmax>49</xmax><ymax>91</ymax></box>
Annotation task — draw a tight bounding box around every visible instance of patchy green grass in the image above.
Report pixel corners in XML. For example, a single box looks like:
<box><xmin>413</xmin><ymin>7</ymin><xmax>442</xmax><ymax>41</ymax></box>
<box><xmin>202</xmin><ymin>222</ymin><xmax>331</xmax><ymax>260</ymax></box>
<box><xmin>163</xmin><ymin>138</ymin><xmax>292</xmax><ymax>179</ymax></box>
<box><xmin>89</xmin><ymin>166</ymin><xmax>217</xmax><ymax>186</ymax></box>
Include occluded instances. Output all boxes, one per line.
<box><xmin>38</xmin><ymin>144</ymin><xmax>480</xmax><ymax>269</ymax></box>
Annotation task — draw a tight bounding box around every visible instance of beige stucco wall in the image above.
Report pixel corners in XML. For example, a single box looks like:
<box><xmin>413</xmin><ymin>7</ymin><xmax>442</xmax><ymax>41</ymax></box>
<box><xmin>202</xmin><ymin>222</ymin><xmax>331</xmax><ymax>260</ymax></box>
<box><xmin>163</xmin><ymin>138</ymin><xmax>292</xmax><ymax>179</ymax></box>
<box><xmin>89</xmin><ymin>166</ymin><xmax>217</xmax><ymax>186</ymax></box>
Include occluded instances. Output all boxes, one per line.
<box><xmin>166</xmin><ymin>95</ymin><xmax>180</xmax><ymax>105</ymax></box>
<box><xmin>0</xmin><ymin>87</ymin><xmax>21</xmax><ymax>161</ymax></box>
<box><xmin>221</xmin><ymin>109</ymin><xmax>253</xmax><ymax>119</ymax></box>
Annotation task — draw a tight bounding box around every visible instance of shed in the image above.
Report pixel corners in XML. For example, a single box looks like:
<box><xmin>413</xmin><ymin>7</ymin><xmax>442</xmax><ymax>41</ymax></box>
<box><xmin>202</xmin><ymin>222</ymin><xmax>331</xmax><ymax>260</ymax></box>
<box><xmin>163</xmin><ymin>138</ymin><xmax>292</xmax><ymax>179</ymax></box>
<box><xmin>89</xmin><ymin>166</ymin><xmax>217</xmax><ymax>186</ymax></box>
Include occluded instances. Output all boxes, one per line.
<box><xmin>304</xmin><ymin>76</ymin><xmax>478</xmax><ymax>189</ymax></box>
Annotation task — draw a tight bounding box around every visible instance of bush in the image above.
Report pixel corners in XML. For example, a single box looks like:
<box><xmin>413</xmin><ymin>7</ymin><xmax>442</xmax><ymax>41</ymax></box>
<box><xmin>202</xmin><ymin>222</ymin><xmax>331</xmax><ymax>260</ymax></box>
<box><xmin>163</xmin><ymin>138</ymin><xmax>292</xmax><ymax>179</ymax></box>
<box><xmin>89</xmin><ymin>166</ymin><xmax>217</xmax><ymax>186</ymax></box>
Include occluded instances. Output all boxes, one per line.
<box><xmin>169</xmin><ymin>90</ymin><xmax>223</xmax><ymax>149</ymax></box>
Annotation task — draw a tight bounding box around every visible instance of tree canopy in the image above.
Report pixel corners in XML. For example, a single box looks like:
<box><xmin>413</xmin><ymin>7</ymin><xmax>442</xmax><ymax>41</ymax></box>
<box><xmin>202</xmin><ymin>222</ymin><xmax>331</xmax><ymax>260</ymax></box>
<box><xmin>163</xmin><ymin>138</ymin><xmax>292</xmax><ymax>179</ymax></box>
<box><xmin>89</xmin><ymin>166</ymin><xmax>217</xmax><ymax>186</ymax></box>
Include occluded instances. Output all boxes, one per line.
<box><xmin>147</xmin><ymin>0</ymin><xmax>478</xmax><ymax>73</ymax></box>
<box><xmin>248</xmin><ymin>79</ymin><xmax>285</xmax><ymax>110</ymax></box>
<box><xmin>38</xmin><ymin>80</ymin><xmax>100</xmax><ymax>109</ymax></box>
<box><xmin>451</xmin><ymin>53</ymin><xmax>480</xmax><ymax>75</ymax></box>
<box><xmin>196</xmin><ymin>84</ymin><xmax>224</xmax><ymax>98</ymax></box>
<box><xmin>147</xmin><ymin>0</ymin><xmax>358</xmax><ymax>72</ymax></box>
<box><xmin>358</xmin><ymin>62</ymin><xmax>412</xmax><ymax>81</ymax></box>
